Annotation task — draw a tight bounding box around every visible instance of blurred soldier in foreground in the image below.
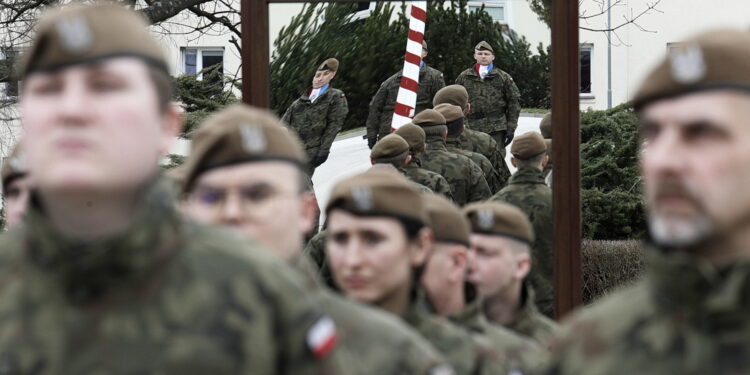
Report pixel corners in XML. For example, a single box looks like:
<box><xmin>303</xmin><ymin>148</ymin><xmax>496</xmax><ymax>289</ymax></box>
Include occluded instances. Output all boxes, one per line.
<box><xmin>2</xmin><ymin>142</ymin><xmax>30</xmax><ymax>229</ymax></box>
<box><xmin>366</xmin><ymin>41</ymin><xmax>445</xmax><ymax>147</ymax></box>
<box><xmin>539</xmin><ymin>113</ymin><xmax>553</xmax><ymax>185</ymax></box>
<box><xmin>464</xmin><ymin>202</ymin><xmax>559</xmax><ymax>346</ymax></box>
<box><xmin>180</xmin><ymin>104</ymin><xmax>451</xmax><ymax>375</ymax></box>
<box><xmin>0</xmin><ymin>4</ymin><xmax>341</xmax><ymax>373</ymax></box>
<box><xmin>492</xmin><ymin>132</ymin><xmax>554</xmax><ymax>317</ymax></box>
<box><xmin>434</xmin><ymin>103</ymin><xmax>505</xmax><ymax>192</ymax></box>
<box><xmin>370</xmin><ymin>133</ymin><xmax>453</xmax><ymax>199</ymax></box>
<box><xmin>282</xmin><ymin>58</ymin><xmax>348</xmax><ymax>176</ymax></box>
<box><xmin>420</xmin><ymin>193</ymin><xmax>545</xmax><ymax>371</ymax></box>
<box><xmin>542</xmin><ymin>29</ymin><xmax>750</xmax><ymax>374</ymax></box>
<box><xmin>412</xmin><ymin>109</ymin><xmax>491</xmax><ymax>205</ymax></box>
<box><xmin>324</xmin><ymin>168</ymin><xmax>510</xmax><ymax>374</ymax></box>
<box><xmin>434</xmin><ymin>85</ymin><xmax>510</xmax><ymax>183</ymax></box>
<box><xmin>455</xmin><ymin>41</ymin><xmax>521</xmax><ymax>148</ymax></box>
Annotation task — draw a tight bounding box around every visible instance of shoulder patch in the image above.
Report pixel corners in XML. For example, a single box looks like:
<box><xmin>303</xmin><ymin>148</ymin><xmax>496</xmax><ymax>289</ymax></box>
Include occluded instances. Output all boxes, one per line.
<box><xmin>307</xmin><ymin>316</ymin><xmax>338</xmax><ymax>359</ymax></box>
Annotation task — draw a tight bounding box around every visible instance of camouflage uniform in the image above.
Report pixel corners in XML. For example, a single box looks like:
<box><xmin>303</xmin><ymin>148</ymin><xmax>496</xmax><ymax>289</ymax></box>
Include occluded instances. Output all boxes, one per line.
<box><xmin>541</xmin><ymin>248</ymin><xmax>750</xmax><ymax>375</ymax></box>
<box><xmin>420</xmin><ymin>137</ymin><xmax>491</xmax><ymax>206</ymax></box>
<box><xmin>366</xmin><ymin>66</ymin><xmax>446</xmax><ymax>140</ymax></box>
<box><xmin>281</xmin><ymin>88</ymin><xmax>348</xmax><ymax>175</ymax></box>
<box><xmin>491</xmin><ymin>166</ymin><xmax>554</xmax><ymax>317</ymax></box>
<box><xmin>399</xmin><ymin>161</ymin><xmax>455</xmax><ymax>202</ymax></box>
<box><xmin>291</xmin><ymin>256</ymin><xmax>453</xmax><ymax>375</ymax></box>
<box><xmin>459</xmin><ymin>127</ymin><xmax>511</xmax><ymax>183</ymax></box>
<box><xmin>0</xmin><ymin>180</ymin><xmax>341</xmax><ymax>374</ymax></box>
<box><xmin>446</xmin><ymin>136</ymin><xmax>505</xmax><ymax>193</ymax></box>
<box><xmin>503</xmin><ymin>282</ymin><xmax>559</xmax><ymax>347</ymax></box>
<box><xmin>455</xmin><ymin>67</ymin><xmax>521</xmax><ymax>146</ymax></box>
<box><xmin>450</xmin><ymin>284</ymin><xmax>546</xmax><ymax>372</ymax></box>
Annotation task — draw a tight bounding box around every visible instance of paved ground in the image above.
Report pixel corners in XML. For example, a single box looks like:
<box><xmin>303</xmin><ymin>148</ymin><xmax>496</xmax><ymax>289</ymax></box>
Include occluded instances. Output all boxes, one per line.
<box><xmin>312</xmin><ymin>115</ymin><xmax>543</xmax><ymax>220</ymax></box>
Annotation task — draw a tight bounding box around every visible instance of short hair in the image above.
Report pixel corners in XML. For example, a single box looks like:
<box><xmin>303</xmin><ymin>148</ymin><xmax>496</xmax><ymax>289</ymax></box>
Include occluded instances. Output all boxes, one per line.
<box><xmin>446</xmin><ymin>118</ymin><xmax>464</xmax><ymax>137</ymax></box>
<box><xmin>374</xmin><ymin>150</ymin><xmax>409</xmax><ymax>168</ymax></box>
<box><xmin>422</xmin><ymin>125</ymin><xmax>448</xmax><ymax>137</ymax></box>
<box><xmin>514</xmin><ymin>152</ymin><xmax>546</xmax><ymax>169</ymax></box>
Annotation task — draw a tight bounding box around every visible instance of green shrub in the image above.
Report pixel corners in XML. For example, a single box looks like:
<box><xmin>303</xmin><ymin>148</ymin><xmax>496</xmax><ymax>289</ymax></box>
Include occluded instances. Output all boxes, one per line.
<box><xmin>582</xmin><ymin>239</ymin><xmax>645</xmax><ymax>304</ymax></box>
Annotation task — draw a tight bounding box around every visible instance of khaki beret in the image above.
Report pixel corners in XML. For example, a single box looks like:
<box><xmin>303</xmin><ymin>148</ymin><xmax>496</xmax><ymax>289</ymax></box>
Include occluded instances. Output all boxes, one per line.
<box><xmin>422</xmin><ymin>40</ymin><xmax>428</xmax><ymax>52</ymax></box>
<box><xmin>475</xmin><ymin>41</ymin><xmax>494</xmax><ymax>53</ymax></box>
<box><xmin>424</xmin><ymin>193</ymin><xmax>470</xmax><ymax>247</ymax></box>
<box><xmin>511</xmin><ymin>132</ymin><xmax>546</xmax><ymax>160</ymax></box>
<box><xmin>326</xmin><ymin>167</ymin><xmax>428</xmax><ymax>225</ymax></box>
<box><xmin>412</xmin><ymin>109</ymin><xmax>446</xmax><ymax>127</ymax></box>
<box><xmin>371</xmin><ymin>134</ymin><xmax>409</xmax><ymax>160</ymax></box>
<box><xmin>544</xmin><ymin>139</ymin><xmax>553</xmax><ymax>166</ymax></box>
<box><xmin>318</xmin><ymin>58</ymin><xmax>339</xmax><ymax>72</ymax></box>
<box><xmin>463</xmin><ymin>201</ymin><xmax>534</xmax><ymax>243</ymax></box>
<box><xmin>19</xmin><ymin>3</ymin><xmax>168</xmax><ymax>78</ymax></box>
<box><xmin>433</xmin><ymin>103</ymin><xmax>464</xmax><ymax>122</ymax></box>
<box><xmin>433</xmin><ymin>85</ymin><xmax>469</xmax><ymax>110</ymax></box>
<box><xmin>1</xmin><ymin>142</ymin><xmax>27</xmax><ymax>190</ymax></box>
<box><xmin>633</xmin><ymin>29</ymin><xmax>750</xmax><ymax>109</ymax></box>
<box><xmin>540</xmin><ymin>113</ymin><xmax>552</xmax><ymax>139</ymax></box>
<box><xmin>182</xmin><ymin>104</ymin><xmax>306</xmax><ymax>192</ymax></box>
<box><xmin>395</xmin><ymin>123</ymin><xmax>426</xmax><ymax>154</ymax></box>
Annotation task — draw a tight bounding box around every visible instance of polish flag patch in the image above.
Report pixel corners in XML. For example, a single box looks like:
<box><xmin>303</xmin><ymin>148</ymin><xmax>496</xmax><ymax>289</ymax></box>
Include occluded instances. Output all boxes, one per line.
<box><xmin>307</xmin><ymin>316</ymin><xmax>338</xmax><ymax>359</ymax></box>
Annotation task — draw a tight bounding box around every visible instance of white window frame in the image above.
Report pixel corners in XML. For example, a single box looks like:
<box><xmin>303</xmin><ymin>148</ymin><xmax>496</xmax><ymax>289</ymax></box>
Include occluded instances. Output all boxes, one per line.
<box><xmin>180</xmin><ymin>47</ymin><xmax>225</xmax><ymax>80</ymax></box>
<box><xmin>579</xmin><ymin>44</ymin><xmax>594</xmax><ymax>98</ymax></box>
<box><xmin>350</xmin><ymin>2</ymin><xmax>377</xmax><ymax>22</ymax></box>
<box><xmin>467</xmin><ymin>1</ymin><xmax>509</xmax><ymax>25</ymax></box>
<box><xmin>667</xmin><ymin>42</ymin><xmax>682</xmax><ymax>54</ymax></box>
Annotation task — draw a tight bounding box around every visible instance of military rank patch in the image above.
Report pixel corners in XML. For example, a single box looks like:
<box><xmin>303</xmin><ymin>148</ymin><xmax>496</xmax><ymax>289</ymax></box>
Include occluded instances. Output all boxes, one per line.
<box><xmin>307</xmin><ymin>316</ymin><xmax>338</xmax><ymax>359</ymax></box>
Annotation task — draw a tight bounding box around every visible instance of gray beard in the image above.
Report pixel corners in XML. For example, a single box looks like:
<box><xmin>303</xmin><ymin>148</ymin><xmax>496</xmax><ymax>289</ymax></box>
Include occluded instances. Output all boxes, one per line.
<box><xmin>648</xmin><ymin>212</ymin><xmax>713</xmax><ymax>248</ymax></box>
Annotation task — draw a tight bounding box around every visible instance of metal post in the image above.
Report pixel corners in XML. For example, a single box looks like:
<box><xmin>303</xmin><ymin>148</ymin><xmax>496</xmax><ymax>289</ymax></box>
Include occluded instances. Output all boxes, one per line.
<box><xmin>551</xmin><ymin>0</ymin><xmax>582</xmax><ymax>319</ymax></box>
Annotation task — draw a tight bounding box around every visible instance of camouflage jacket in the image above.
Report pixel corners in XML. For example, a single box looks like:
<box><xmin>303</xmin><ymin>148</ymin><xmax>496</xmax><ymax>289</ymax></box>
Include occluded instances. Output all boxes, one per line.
<box><xmin>399</xmin><ymin>161</ymin><xmax>455</xmax><ymax>202</ymax></box>
<box><xmin>405</xmin><ymin>291</ymin><xmax>508</xmax><ymax>375</ymax></box>
<box><xmin>446</xmin><ymin>136</ymin><xmax>505</xmax><ymax>193</ymax></box>
<box><xmin>503</xmin><ymin>283</ymin><xmax>559</xmax><ymax>347</ymax></box>
<box><xmin>420</xmin><ymin>137</ymin><xmax>491</xmax><ymax>206</ymax></box>
<box><xmin>281</xmin><ymin>87</ymin><xmax>348</xmax><ymax>156</ymax></box>
<box><xmin>449</xmin><ymin>284</ymin><xmax>545</xmax><ymax>372</ymax></box>
<box><xmin>491</xmin><ymin>167</ymin><xmax>554</xmax><ymax>317</ymax></box>
<box><xmin>457</xmin><ymin>127</ymin><xmax>511</xmax><ymax>182</ymax></box>
<box><xmin>541</xmin><ymin>248</ymin><xmax>750</xmax><ymax>375</ymax></box>
<box><xmin>455</xmin><ymin>67</ymin><xmax>520</xmax><ymax>135</ymax></box>
<box><xmin>366</xmin><ymin>65</ymin><xmax>446</xmax><ymax>139</ymax></box>
<box><xmin>292</xmin><ymin>256</ymin><xmax>453</xmax><ymax>375</ymax></box>
<box><xmin>0</xmin><ymin>179</ymin><xmax>341</xmax><ymax>374</ymax></box>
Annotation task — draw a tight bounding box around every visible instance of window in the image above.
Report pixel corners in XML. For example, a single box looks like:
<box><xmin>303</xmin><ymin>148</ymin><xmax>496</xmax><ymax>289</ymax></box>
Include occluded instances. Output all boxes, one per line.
<box><xmin>181</xmin><ymin>48</ymin><xmax>224</xmax><ymax>80</ymax></box>
<box><xmin>667</xmin><ymin>42</ymin><xmax>682</xmax><ymax>54</ymax></box>
<box><xmin>580</xmin><ymin>44</ymin><xmax>593</xmax><ymax>96</ymax></box>
<box><xmin>1</xmin><ymin>48</ymin><xmax>20</xmax><ymax>99</ymax></box>
<box><xmin>468</xmin><ymin>1</ymin><xmax>507</xmax><ymax>23</ymax></box>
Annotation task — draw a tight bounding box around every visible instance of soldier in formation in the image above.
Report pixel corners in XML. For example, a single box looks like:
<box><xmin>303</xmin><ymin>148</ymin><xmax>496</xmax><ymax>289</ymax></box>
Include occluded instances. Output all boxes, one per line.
<box><xmin>282</xmin><ymin>58</ymin><xmax>348</xmax><ymax>176</ymax></box>
<box><xmin>492</xmin><ymin>132</ymin><xmax>554</xmax><ymax>317</ymax></box>
<box><xmin>366</xmin><ymin>41</ymin><xmax>446</xmax><ymax>147</ymax></box>
<box><xmin>1</xmin><ymin>141</ymin><xmax>29</xmax><ymax>229</ymax></box>
<box><xmin>0</xmin><ymin>3</ymin><xmax>343</xmax><ymax>373</ymax></box>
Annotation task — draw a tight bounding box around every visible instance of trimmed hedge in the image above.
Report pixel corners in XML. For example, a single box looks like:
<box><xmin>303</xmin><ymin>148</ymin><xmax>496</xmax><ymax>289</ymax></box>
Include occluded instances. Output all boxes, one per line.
<box><xmin>582</xmin><ymin>239</ymin><xmax>645</xmax><ymax>304</ymax></box>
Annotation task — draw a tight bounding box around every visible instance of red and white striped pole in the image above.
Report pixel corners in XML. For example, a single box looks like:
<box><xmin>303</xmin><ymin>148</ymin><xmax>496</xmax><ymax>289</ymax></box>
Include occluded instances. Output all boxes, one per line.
<box><xmin>391</xmin><ymin>1</ymin><xmax>427</xmax><ymax>131</ymax></box>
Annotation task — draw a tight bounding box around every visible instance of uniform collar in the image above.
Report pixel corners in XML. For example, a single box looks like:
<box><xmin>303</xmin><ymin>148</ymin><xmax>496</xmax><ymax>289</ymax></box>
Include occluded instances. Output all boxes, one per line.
<box><xmin>303</xmin><ymin>84</ymin><xmax>331</xmax><ymax>101</ymax></box>
<box><xmin>24</xmin><ymin>176</ymin><xmax>183</xmax><ymax>305</ymax></box>
<box><xmin>425</xmin><ymin>136</ymin><xmax>448</xmax><ymax>151</ymax></box>
<box><xmin>509</xmin><ymin>167</ymin><xmax>546</xmax><ymax>185</ymax></box>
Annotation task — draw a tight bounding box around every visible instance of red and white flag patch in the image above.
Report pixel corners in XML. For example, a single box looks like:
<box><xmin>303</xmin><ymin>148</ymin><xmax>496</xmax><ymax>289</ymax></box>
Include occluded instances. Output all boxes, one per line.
<box><xmin>307</xmin><ymin>316</ymin><xmax>338</xmax><ymax>359</ymax></box>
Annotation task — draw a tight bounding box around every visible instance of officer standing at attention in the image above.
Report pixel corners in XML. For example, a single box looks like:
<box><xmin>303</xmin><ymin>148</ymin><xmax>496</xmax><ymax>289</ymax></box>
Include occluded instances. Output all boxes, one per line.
<box><xmin>282</xmin><ymin>58</ymin><xmax>348</xmax><ymax>176</ymax></box>
<box><xmin>542</xmin><ymin>29</ymin><xmax>750</xmax><ymax>374</ymax></box>
<box><xmin>0</xmin><ymin>4</ymin><xmax>342</xmax><ymax>373</ymax></box>
<box><xmin>179</xmin><ymin>104</ymin><xmax>453</xmax><ymax>375</ymax></box>
<box><xmin>411</xmin><ymin>109</ymin><xmax>491</xmax><ymax>205</ymax></box>
<box><xmin>464</xmin><ymin>202</ymin><xmax>559</xmax><ymax>346</ymax></box>
<box><xmin>433</xmin><ymin>85</ymin><xmax>511</xmax><ymax>184</ymax></box>
<box><xmin>491</xmin><ymin>132</ymin><xmax>554</xmax><ymax>317</ymax></box>
<box><xmin>2</xmin><ymin>141</ymin><xmax>30</xmax><ymax>229</ymax></box>
<box><xmin>366</xmin><ymin>41</ymin><xmax>445</xmax><ymax>148</ymax></box>
<box><xmin>455</xmin><ymin>41</ymin><xmax>521</xmax><ymax>148</ymax></box>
